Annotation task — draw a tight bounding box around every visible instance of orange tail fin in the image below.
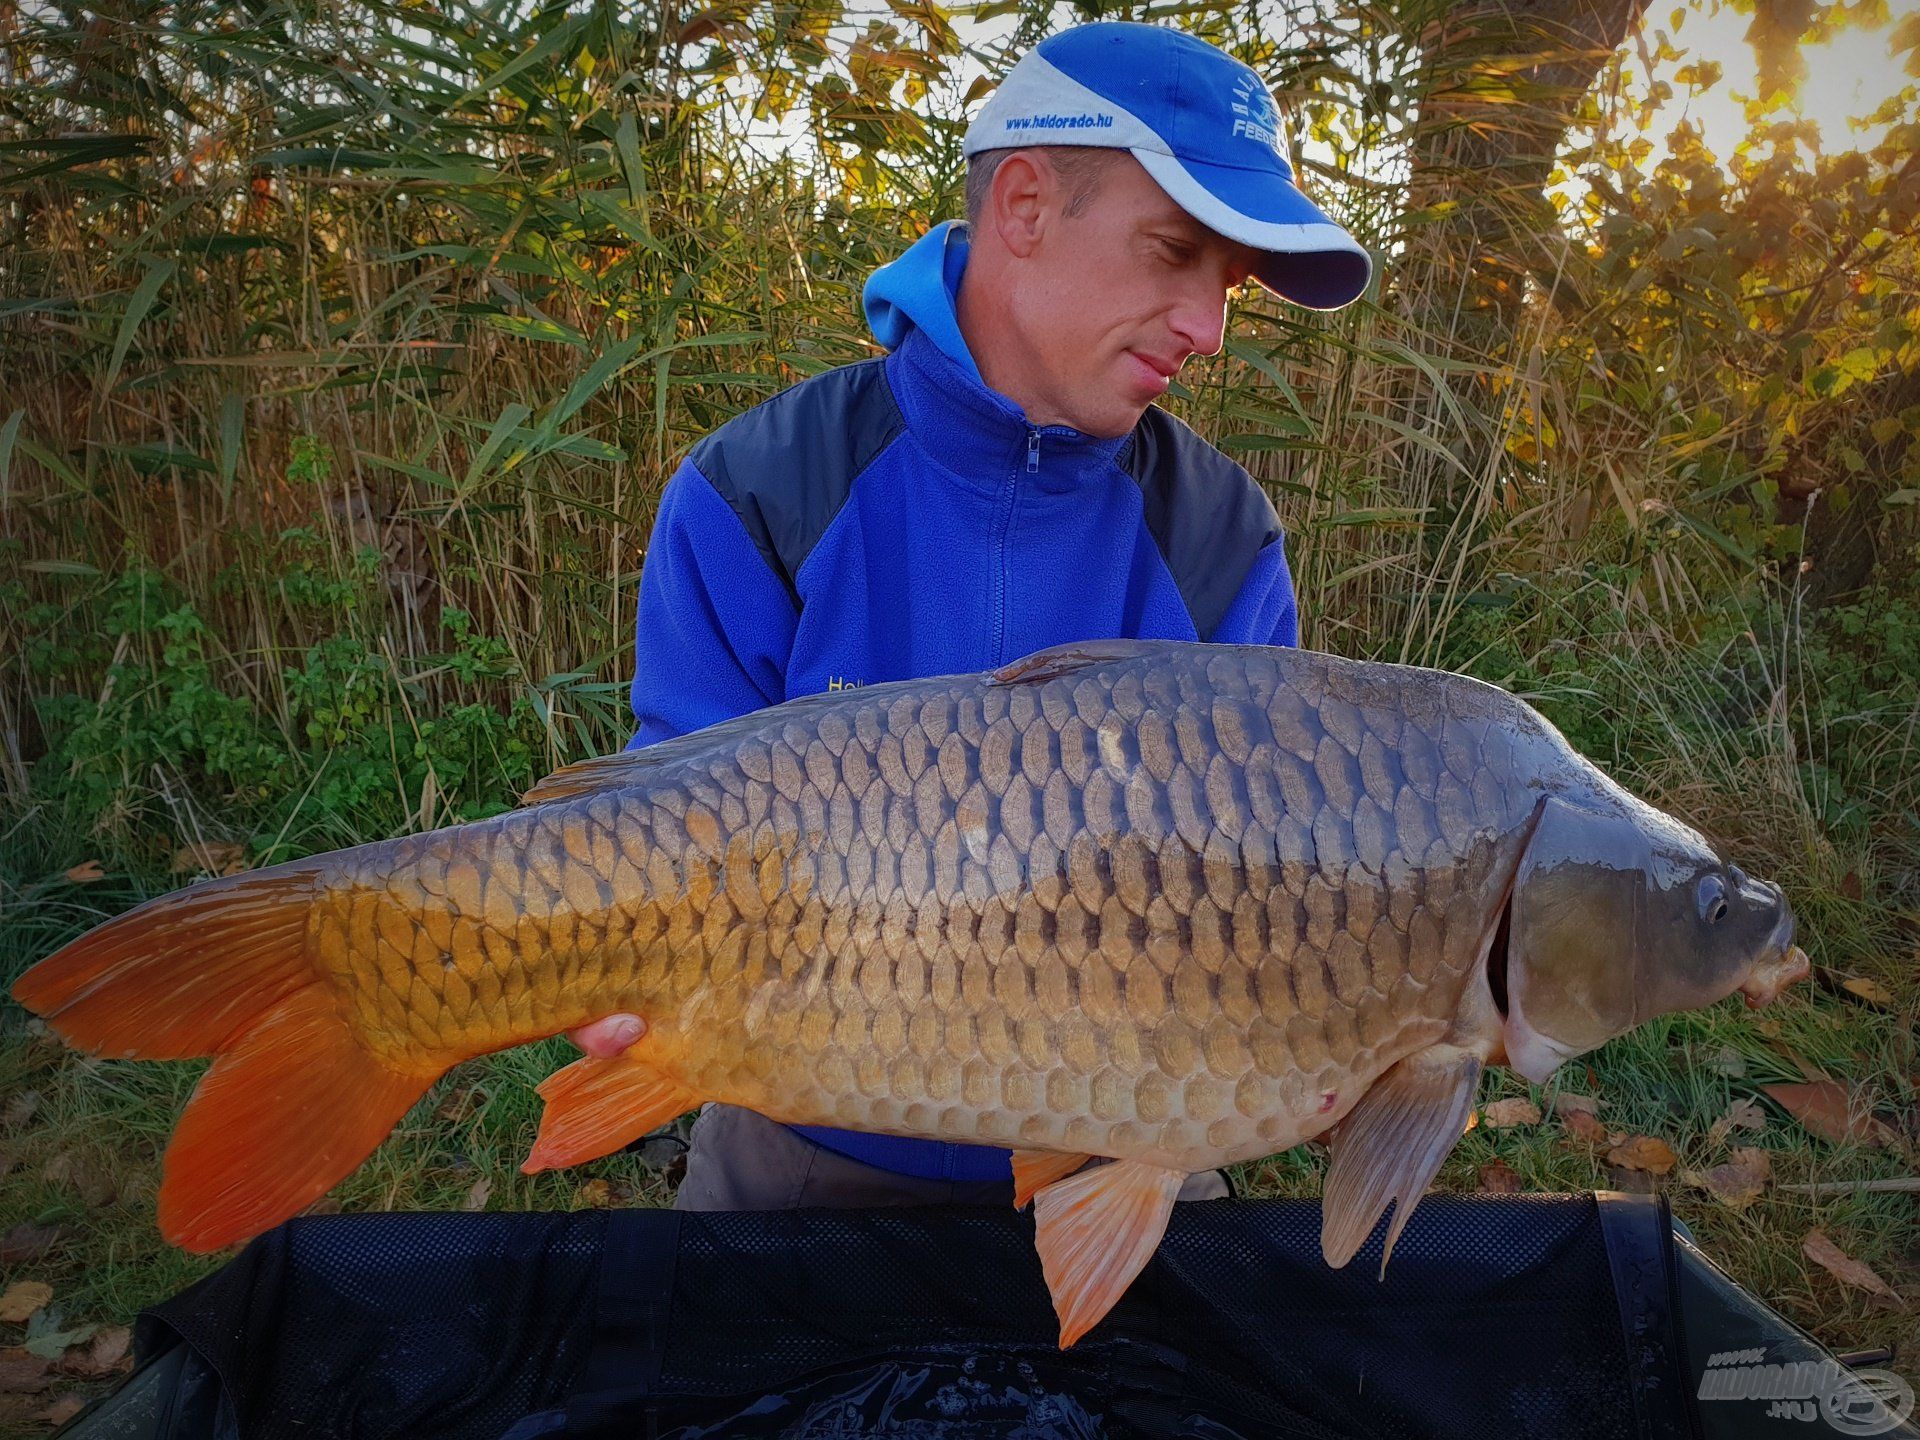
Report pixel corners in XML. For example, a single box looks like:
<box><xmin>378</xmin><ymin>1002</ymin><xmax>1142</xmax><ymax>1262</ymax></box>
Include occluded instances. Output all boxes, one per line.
<box><xmin>12</xmin><ymin>864</ymin><xmax>440</xmax><ymax>1252</ymax></box>
<box><xmin>523</xmin><ymin>1054</ymin><xmax>700</xmax><ymax>1173</ymax></box>
<box><xmin>160</xmin><ymin>987</ymin><xmax>436</xmax><ymax>1250</ymax></box>
<box><xmin>12</xmin><ymin>864</ymin><xmax>328</xmax><ymax>1059</ymax></box>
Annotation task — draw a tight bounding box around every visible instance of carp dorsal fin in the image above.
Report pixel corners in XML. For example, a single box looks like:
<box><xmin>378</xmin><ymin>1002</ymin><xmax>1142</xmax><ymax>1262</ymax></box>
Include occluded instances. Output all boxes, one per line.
<box><xmin>1010</xmin><ymin>1148</ymin><xmax>1091</xmax><ymax>1207</ymax></box>
<box><xmin>1320</xmin><ymin>1044</ymin><xmax>1484</xmax><ymax>1277</ymax></box>
<box><xmin>520</xmin><ymin>683</ymin><xmax>915</xmax><ymax>807</ymax></box>
<box><xmin>990</xmin><ymin>639</ymin><xmax>1168</xmax><ymax>687</ymax></box>
<box><xmin>1031</xmin><ymin>1157</ymin><xmax>1186</xmax><ymax>1348</ymax></box>
<box><xmin>520</xmin><ymin>736</ymin><xmax>715</xmax><ymax>807</ymax></box>
<box><xmin>522</xmin><ymin>1052</ymin><xmax>701</xmax><ymax>1172</ymax></box>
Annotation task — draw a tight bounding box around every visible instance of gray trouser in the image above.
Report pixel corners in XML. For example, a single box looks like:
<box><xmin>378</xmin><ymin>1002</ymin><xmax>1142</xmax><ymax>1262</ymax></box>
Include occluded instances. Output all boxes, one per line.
<box><xmin>671</xmin><ymin>1102</ymin><xmax>1229</xmax><ymax>1210</ymax></box>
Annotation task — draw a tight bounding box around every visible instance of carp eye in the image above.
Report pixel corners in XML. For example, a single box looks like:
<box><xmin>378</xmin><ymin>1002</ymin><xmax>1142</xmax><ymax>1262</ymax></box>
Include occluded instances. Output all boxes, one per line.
<box><xmin>1697</xmin><ymin>875</ymin><xmax>1729</xmax><ymax>924</ymax></box>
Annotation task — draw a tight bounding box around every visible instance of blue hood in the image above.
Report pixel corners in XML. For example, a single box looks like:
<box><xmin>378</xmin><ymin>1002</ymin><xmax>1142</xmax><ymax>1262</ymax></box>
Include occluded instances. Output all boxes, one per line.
<box><xmin>862</xmin><ymin>220</ymin><xmax>983</xmax><ymax>385</ymax></box>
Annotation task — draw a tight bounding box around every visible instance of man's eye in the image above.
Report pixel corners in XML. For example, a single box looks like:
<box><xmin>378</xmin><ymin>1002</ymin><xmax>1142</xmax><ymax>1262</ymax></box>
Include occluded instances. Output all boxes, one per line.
<box><xmin>1157</xmin><ymin>240</ymin><xmax>1195</xmax><ymax>264</ymax></box>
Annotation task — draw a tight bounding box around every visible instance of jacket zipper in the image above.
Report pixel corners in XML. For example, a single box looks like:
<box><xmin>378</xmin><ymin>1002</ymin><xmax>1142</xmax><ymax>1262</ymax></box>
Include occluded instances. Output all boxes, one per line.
<box><xmin>992</xmin><ymin>428</ymin><xmax>1036</xmax><ymax>662</ymax></box>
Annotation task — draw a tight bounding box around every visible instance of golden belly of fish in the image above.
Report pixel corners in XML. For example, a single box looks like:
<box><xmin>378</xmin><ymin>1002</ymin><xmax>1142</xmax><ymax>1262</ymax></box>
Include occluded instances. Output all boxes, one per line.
<box><xmin>11</xmin><ymin>638</ymin><xmax>1806</xmax><ymax>1347</ymax></box>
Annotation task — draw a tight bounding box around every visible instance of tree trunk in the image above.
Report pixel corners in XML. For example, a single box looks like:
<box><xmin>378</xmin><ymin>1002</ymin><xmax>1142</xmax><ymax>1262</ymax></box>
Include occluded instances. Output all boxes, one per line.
<box><xmin>1403</xmin><ymin>0</ymin><xmax>1650</xmax><ymax>350</ymax></box>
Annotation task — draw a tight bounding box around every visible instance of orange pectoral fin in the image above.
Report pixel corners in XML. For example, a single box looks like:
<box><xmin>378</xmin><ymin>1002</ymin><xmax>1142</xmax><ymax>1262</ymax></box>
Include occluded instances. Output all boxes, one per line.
<box><xmin>1011</xmin><ymin>1149</ymin><xmax>1091</xmax><ymax>1208</ymax></box>
<box><xmin>523</xmin><ymin>1053</ymin><xmax>701</xmax><ymax>1173</ymax></box>
<box><xmin>1030</xmin><ymin>1158</ymin><xmax>1186</xmax><ymax>1349</ymax></box>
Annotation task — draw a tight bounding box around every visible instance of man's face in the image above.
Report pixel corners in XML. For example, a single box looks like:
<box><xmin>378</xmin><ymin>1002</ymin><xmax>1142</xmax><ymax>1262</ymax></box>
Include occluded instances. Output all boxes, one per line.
<box><xmin>990</xmin><ymin>153</ymin><xmax>1260</xmax><ymax>438</ymax></box>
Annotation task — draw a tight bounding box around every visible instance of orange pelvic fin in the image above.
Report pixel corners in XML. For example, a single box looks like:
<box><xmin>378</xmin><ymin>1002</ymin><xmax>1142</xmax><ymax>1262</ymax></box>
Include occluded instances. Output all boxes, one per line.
<box><xmin>11</xmin><ymin>863</ymin><xmax>327</xmax><ymax>1059</ymax></box>
<box><xmin>523</xmin><ymin>1053</ymin><xmax>700</xmax><ymax>1173</ymax></box>
<box><xmin>159</xmin><ymin>987</ymin><xmax>436</xmax><ymax>1252</ymax></box>
<box><xmin>1031</xmin><ymin>1158</ymin><xmax>1185</xmax><ymax>1348</ymax></box>
<box><xmin>1010</xmin><ymin>1149</ymin><xmax>1091</xmax><ymax>1208</ymax></box>
<box><xmin>1320</xmin><ymin>1044</ymin><xmax>1483</xmax><ymax>1276</ymax></box>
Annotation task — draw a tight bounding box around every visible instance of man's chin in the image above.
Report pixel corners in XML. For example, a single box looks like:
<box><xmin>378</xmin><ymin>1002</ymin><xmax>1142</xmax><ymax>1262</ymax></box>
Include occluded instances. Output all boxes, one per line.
<box><xmin>1071</xmin><ymin>394</ymin><xmax>1154</xmax><ymax>439</ymax></box>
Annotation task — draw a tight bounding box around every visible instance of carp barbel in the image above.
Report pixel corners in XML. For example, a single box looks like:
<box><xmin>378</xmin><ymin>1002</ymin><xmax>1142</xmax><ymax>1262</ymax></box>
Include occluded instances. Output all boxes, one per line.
<box><xmin>13</xmin><ymin>640</ymin><xmax>1807</xmax><ymax>1345</ymax></box>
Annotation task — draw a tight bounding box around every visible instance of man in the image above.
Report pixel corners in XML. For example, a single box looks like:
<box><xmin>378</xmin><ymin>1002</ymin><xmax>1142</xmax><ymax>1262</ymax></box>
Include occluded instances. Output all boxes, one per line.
<box><xmin>568</xmin><ymin>21</ymin><xmax>1370</xmax><ymax>1207</ymax></box>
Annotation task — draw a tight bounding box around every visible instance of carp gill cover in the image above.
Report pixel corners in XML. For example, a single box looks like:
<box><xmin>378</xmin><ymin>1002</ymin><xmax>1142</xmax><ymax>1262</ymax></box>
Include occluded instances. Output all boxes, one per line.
<box><xmin>12</xmin><ymin>639</ymin><xmax>1809</xmax><ymax>1346</ymax></box>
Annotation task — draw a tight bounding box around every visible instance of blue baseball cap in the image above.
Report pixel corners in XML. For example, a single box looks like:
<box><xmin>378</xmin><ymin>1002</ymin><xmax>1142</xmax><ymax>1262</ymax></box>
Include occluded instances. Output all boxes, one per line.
<box><xmin>964</xmin><ymin>23</ymin><xmax>1372</xmax><ymax>311</ymax></box>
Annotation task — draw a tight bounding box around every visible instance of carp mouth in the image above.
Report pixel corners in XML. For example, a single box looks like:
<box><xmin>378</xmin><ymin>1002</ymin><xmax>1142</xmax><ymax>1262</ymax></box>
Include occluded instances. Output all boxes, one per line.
<box><xmin>1738</xmin><ymin>910</ymin><xmax>1808</xmax><ymax>1009</ymax></box>
<box><xmin>1740</xmin><ymin>946</ymin><xmax>1809</xmax><ymax>1007</ymax></box>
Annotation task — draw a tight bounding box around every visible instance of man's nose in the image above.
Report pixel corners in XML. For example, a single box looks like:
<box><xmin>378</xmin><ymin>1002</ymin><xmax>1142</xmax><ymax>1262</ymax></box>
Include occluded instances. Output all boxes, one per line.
<box><xmin>1169</xmin><ymin>290</ymin><xmax>1229</xmax><ymax>359</ymax></box>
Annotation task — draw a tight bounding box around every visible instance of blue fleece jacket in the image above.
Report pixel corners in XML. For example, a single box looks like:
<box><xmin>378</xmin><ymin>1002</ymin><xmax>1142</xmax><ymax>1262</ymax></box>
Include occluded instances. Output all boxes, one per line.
<box><xmin>625</xmin><ymin>221</ymin><xmax>1300</xmax><ymax>1182</ymax></box>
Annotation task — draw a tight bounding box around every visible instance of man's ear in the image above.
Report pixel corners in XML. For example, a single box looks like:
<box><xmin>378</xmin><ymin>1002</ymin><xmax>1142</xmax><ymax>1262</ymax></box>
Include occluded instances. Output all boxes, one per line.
<box><xmin>987</xmin><ymin>150</ymin><xmax>1053</xmax><ymax>259</ymax></box>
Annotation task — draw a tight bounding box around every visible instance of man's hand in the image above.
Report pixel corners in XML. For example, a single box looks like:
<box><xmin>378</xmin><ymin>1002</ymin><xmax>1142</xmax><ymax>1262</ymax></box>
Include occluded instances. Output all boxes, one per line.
<box><xmin>566</xmin><ymin>1015</ymin><xmax>646</xmax><ymax>1059</ymax></box>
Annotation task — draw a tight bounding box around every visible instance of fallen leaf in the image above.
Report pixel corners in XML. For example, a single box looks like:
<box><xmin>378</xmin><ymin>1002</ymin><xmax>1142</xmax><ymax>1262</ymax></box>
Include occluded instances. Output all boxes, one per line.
<box><xmin>3</xmin><ymin>1092</ymin><xmax>40</xmax><ymax>1131</ymax></box>
<box><xmin>1803</xmin><ymin>1229</ymin><xmax>1902</xmax><ymax>1302</ymax></box>
<box><xmin>0</xmin><ymin>1285</ymin><xmax>51</xmax><ymax>1325</ymax></box>
<box><xmin>38</xmin><ymin>1393</ymin><xmax>84</xmax><ymax>1426</ymax></box>
<box><xmin>1477</xmin><ymin>1159</ymin><xmax>1522</xmax><ymax>1193</ymax></box>
<box><xmin>1841</xmin><ymin>976</ymin><xmax>1896</xmax><ymax>1008</ymax></box>
<box><xmin>63</xmin><ymin>1326</ymin><xmax>130</xmax><ymax>1379</ymax></box>
<box><xmin>575</xmin><ymin>1179</ymin><xmax>613</xmax><ymax>1209</ymax></box>
<box><xmin>1686</xmin><ymin>1147</ymin><xmax>1772</xmax><ymax>1209</ymax></box>
<box><xmin>0</xmin><ymin>1349</ymin><xmax>50</xmax><ymax>1393</ymax></box>
<box><xmin>63</xmin><ymin>861</ymin><xmax>103</xmax><ymax>884</ymax></box>
<box><xmin>1763</xmin><ymin>1082</ymin><xmax>1898</xmax><ymax>1147</ymax></box>
<box><xmin>1608</xmin><ymin>1135</ymin><xmax>1678</xmax><ymax>1175</ymax></box>
<box><xmin>169</xmin><ymin>841</ymin><xmax>245</xmax><ymax>877</ymax></box>
<box><xmin>462</xmin><ymin>1177</ymin><xmax>492</xmax><ymax>1212</ymax></box>
<box><xmin>24</xmin><ymin>1319</ymin><xmax>95</xmax><ymax>1361</ymax></box>
<box><xmin>1840</xmin><ymin>871</ymin><xmax>1864</xmax><ymax>901</ymax></box>
<box><xmin>1552</xmin><ymin>1092</ymin><xmax>1603</xmax><ymax>1119</ymax></box>
<box><xmin>1561</xmin><ymin>1108</ymin><xmax>1608</xmax><ymax>1143</ymax></box>
<box><xmin>436</xmin><ymin>1087</ymin><xmax>479</xmax><ymax>1124</ymax></box>
<box><xmin>1483</xmin><ymin>1098</ymin><xmax>1542</xmax><ymax>1128</ymax></box>
<box><xmin>0</xmin><ymin>1225</ymin><xmax>63</xmax><ymax>1267</ymax></box>
<box><xmin>1710</xmin><ymin>1046</ymin><xmax>1748</xmax><ymax>1078</ymax></box>
<box><xmin>1708</xmin><ymin>1098</ymin><xmax>1767</xmax><ymax>1147</ymax></box>
<box><xmin>41</xmin><ymin>1154</ymin><xmax>114</xmax><ymax>1209</ymax></box>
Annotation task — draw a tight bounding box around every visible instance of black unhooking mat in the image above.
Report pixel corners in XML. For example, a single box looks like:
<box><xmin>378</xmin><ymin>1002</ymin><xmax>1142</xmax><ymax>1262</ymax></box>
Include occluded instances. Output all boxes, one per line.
<box><xmin>60</xmin><ymin>1193</ymin><xmax>1917</xmax><ymax>1440</ymax></box>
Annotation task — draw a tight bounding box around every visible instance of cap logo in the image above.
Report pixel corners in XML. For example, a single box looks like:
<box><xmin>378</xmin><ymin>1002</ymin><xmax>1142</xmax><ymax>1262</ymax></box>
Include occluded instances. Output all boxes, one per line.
<box><xmin>1229</xmin><ymin>72</ymin><xmax>1281</xmax><ymax>151</ymax></box>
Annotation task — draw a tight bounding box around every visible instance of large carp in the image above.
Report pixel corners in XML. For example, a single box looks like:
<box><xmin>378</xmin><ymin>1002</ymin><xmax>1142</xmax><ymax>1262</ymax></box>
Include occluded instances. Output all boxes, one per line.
<box><xmin>13</xmin><ymin>640</ymin><xmax>1806</xmax><ymax>1345</ymax></box>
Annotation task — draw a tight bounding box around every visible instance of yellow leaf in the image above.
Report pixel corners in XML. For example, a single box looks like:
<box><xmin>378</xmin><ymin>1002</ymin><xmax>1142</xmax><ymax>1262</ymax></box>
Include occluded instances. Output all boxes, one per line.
<box><xmin>0</xmin><ymin>1281</ymin><xmax>52</xmax><ymax>1324</ymax></box>
<box><xmin>1803</xmin><ymin>1230</ymin><xmax>1902</xmax><ymax>1301</ymax></box>
<box><xmin>1608</xmin><ymin>1135</ymin><xmax>1677</xmax><ymax>1174</ymax></box>
<box><xmin>1841</xmin><ymin>977</ymin><xmax>1895</xmax><ymax>1007</ymax></box>
<box><xmin>1684</xmin><ymin>1147</ymin><xmax>1771</xmax><ymax>1209</ymax></box>
<box><xmin>1482</xmin><ymin>1098</ymin><xmax>1543</xmax><ymax>1128</ymax></box>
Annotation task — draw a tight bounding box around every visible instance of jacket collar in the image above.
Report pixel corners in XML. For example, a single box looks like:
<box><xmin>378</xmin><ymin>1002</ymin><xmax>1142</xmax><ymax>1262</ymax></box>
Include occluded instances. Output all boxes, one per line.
<box><xmin>886</xmin><ymin>325</ymin><xmax>1132</xmax><ymax>494</ymax></box>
